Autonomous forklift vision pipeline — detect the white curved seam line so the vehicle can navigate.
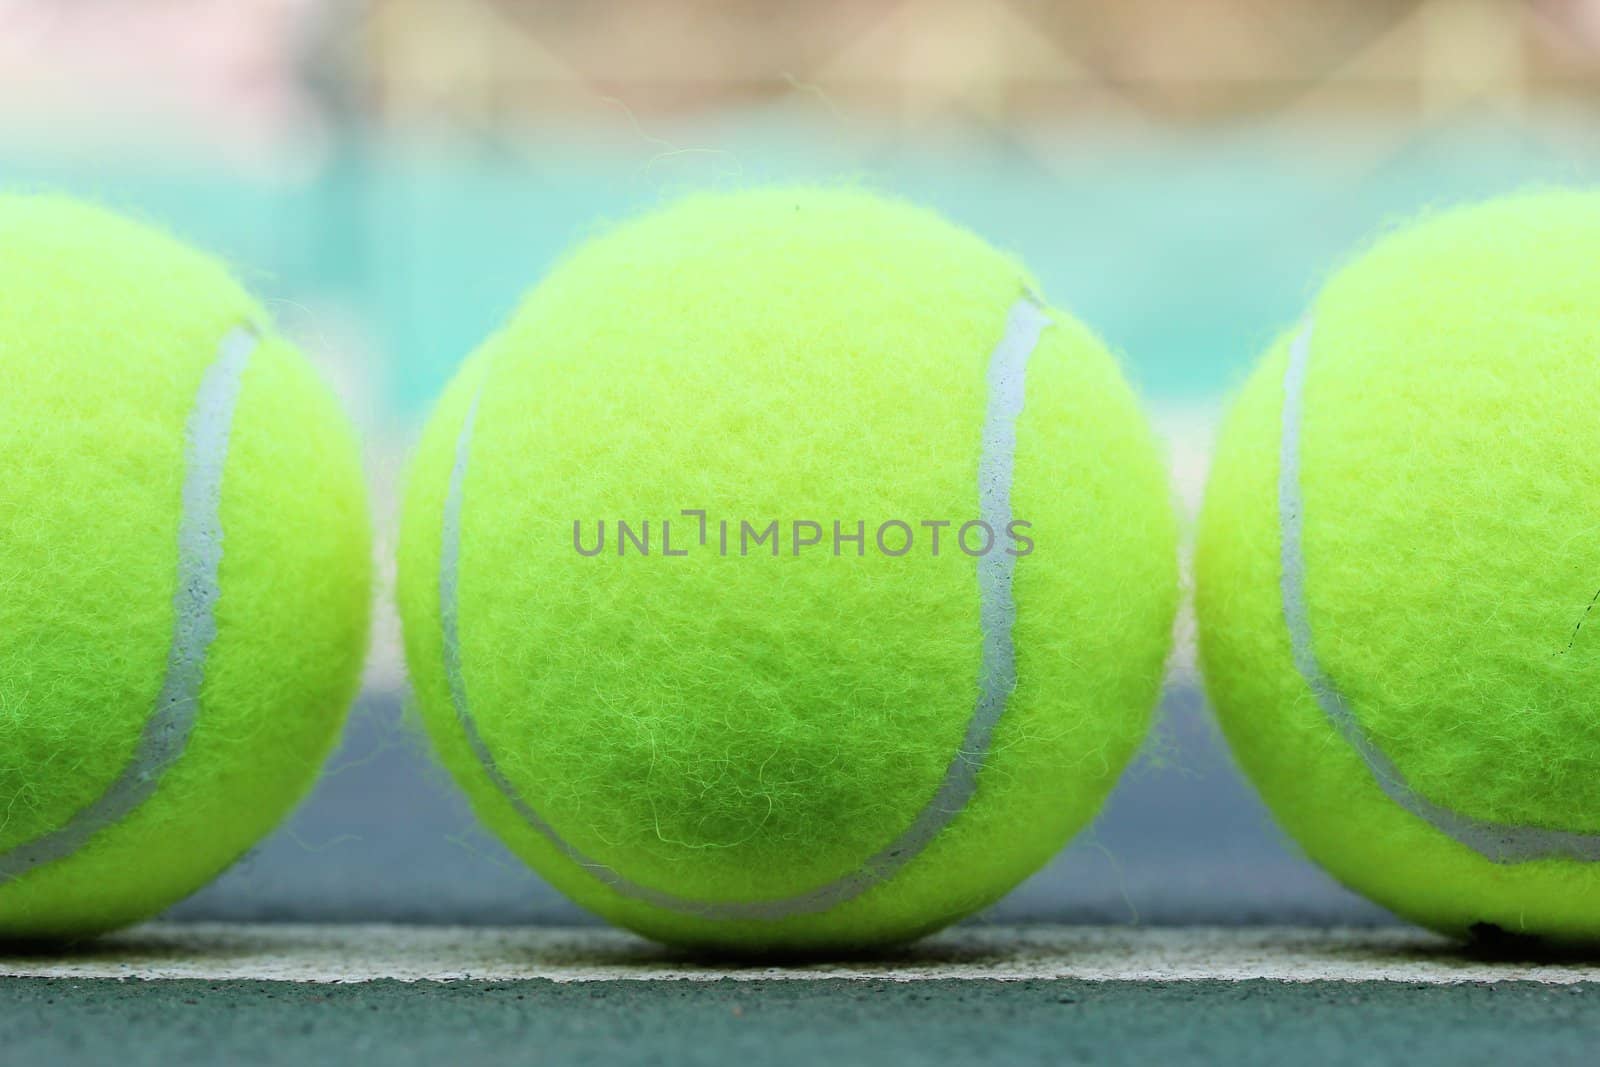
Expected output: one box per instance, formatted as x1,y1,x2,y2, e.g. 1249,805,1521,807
440,295,1050,919
0,326,256,881
1281,319,1600,864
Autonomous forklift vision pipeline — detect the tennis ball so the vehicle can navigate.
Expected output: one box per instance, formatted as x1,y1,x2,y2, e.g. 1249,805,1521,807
1197,190,1600,945
398,186,1178,952
0,196,372,939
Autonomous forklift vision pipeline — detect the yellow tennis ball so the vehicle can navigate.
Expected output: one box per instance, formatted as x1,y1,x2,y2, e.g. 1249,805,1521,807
399,187,1178,952
0,196,372,938
1198,190,1600,945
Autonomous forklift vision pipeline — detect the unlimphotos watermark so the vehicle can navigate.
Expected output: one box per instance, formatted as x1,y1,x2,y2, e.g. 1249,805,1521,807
573,510,1033,559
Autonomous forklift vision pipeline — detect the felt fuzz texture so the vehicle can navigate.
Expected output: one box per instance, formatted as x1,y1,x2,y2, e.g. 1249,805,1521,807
0,196,372,938
399,186,1178,952
1197,190,1600,944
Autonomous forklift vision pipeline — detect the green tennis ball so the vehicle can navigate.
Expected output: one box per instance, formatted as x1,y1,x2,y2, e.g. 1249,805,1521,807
0,196,372,939
1197,190,1600,945
398,186,1178,952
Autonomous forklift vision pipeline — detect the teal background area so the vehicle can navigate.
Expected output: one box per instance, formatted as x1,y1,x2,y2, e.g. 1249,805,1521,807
7,116,1600,416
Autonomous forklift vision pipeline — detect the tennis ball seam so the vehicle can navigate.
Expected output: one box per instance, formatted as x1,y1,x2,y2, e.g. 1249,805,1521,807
1279,317,1600,865
0,324,256,882
435,294,1052,921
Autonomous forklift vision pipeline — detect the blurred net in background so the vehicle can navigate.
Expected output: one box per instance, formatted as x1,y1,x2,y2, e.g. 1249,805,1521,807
361,0,1595,123
2,0,1600,927
5,2,1600,143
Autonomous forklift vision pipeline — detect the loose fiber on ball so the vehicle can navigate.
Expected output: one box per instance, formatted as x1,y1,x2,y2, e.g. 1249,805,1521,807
0,196,373,939
399,186,1178,952
1197,190,1600,945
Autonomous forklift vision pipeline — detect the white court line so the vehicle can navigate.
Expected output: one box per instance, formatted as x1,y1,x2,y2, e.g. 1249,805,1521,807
2,925,1599,985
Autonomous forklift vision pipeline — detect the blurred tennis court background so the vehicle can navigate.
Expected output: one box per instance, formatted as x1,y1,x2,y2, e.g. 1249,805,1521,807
6,0,1600,929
